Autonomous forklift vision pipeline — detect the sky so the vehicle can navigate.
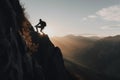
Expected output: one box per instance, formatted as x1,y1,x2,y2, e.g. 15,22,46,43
20,0,120,37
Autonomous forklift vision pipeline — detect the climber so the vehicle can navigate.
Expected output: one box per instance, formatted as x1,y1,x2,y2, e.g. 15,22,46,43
35,19,46,33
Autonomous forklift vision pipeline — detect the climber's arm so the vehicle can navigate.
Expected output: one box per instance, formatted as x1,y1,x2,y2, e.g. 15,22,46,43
36,22,40,26
35,22,40,28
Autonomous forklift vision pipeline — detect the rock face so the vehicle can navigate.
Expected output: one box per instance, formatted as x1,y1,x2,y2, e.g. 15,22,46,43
0,0,75,80
0,0,43,80
31,33,69,80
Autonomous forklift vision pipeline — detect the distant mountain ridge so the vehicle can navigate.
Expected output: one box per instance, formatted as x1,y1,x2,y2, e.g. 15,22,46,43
51,35,100,60
52,34,120,79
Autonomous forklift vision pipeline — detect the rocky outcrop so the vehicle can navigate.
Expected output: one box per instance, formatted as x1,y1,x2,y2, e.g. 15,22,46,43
31,33,70,80
27,24,77,79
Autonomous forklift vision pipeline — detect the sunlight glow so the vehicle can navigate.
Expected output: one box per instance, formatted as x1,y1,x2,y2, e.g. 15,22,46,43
43,27,54,37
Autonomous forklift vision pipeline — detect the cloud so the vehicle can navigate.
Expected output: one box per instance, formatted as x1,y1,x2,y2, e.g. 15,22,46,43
84,5,120,22
101,24,120,30
96,5,120,21
88,15,97,18
83,15,97,21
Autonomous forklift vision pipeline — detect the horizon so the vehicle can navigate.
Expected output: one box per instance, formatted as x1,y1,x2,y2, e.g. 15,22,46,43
20,0,120,37
51,34,120,38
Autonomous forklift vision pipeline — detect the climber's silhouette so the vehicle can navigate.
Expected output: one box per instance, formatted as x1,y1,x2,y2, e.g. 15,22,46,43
35,19,46,33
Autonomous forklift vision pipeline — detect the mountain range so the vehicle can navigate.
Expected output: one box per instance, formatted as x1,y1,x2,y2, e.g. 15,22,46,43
51,35,120,79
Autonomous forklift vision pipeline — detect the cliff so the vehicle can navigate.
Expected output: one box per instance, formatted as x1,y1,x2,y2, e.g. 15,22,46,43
31,32,73,80
0,0,77,80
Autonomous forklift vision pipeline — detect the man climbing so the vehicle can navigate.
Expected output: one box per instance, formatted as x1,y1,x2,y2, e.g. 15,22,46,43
35,19,47,33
